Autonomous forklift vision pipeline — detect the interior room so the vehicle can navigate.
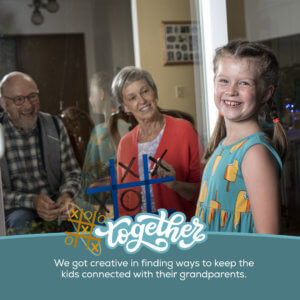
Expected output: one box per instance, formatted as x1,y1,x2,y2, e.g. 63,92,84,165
0,0,298,235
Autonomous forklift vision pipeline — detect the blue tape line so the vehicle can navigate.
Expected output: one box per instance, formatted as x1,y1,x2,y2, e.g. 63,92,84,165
87,177,175,194
143,154,152,213
149,177,174,184
118,180,147,189
86,185,112,194
109,159,119,219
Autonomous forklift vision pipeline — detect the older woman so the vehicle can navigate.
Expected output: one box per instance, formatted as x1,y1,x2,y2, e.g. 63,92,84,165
112,66,203,220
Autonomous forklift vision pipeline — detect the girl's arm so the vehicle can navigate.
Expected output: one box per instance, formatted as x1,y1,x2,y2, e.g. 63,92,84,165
242,144,280,234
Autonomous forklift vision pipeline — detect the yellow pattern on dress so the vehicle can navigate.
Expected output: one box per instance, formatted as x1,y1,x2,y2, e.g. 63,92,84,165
208,200,220,225
224,159,238,192
229,139,248,153
196,180,208,217
234,191,250,229
212,149,223,176
220,210,228,227
208,191,220,225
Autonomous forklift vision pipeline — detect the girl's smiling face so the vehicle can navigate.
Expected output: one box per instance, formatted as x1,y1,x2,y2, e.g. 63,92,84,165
214,56,273,123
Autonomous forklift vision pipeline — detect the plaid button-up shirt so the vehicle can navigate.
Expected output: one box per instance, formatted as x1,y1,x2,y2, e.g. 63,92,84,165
2,114,81,210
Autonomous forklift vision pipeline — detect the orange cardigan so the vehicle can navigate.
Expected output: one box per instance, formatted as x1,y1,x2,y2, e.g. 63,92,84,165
116,115,203,220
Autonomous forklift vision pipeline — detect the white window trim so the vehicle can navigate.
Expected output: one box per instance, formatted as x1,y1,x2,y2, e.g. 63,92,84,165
194,0,228,141
131,0,228,141
131,0,141,68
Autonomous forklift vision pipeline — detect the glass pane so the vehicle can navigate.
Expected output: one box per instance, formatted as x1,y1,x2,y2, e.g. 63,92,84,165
0,0,135,233
190,0,209,144
227,0,300,235
0,0,209,234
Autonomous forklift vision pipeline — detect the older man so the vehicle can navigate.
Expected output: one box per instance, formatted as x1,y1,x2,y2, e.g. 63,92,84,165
0,71,81,234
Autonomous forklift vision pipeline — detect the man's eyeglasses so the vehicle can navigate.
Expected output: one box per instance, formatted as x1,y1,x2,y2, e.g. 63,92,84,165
3,92,39,106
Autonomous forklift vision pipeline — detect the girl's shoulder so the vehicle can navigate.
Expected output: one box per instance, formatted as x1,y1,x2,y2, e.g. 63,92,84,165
214,132,282,170
237,133,282,170
219,132,272,151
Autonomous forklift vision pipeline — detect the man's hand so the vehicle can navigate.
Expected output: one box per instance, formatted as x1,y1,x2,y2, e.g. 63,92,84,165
33,194,60,221
56,193,75,221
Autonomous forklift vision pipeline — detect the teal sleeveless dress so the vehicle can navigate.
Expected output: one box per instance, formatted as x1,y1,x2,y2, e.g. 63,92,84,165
195,132,282,233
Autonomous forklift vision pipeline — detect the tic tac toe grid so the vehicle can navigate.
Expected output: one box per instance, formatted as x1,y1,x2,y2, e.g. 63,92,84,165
86,154,174,218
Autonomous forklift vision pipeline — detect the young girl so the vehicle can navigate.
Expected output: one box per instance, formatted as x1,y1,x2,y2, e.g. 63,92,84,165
195,40,288,234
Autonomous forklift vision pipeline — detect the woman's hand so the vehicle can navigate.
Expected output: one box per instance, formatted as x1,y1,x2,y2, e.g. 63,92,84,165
155,159,176,189
155,159,197,201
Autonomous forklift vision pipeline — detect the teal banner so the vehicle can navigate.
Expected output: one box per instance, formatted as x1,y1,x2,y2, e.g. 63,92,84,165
0,232,299,299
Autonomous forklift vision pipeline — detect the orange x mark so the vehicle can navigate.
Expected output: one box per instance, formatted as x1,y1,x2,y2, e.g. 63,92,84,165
71,209,79,219
91,242,100,253
81,225,89,234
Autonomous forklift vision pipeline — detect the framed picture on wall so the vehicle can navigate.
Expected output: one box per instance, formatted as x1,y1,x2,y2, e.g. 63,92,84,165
161,21,199,65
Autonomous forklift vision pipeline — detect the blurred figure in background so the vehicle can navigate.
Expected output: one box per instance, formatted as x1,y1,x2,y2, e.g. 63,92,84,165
77,72,129,217
89,72,116,125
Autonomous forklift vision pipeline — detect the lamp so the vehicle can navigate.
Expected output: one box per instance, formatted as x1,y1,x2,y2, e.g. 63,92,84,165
46,0,59,13
30,0,60,25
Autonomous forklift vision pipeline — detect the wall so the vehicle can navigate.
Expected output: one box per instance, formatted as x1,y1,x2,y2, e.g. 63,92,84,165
135,0,197,122
92,0,134,78
244,0,300,41
0,0,135,115
0,0,96,80
226,0,246,40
